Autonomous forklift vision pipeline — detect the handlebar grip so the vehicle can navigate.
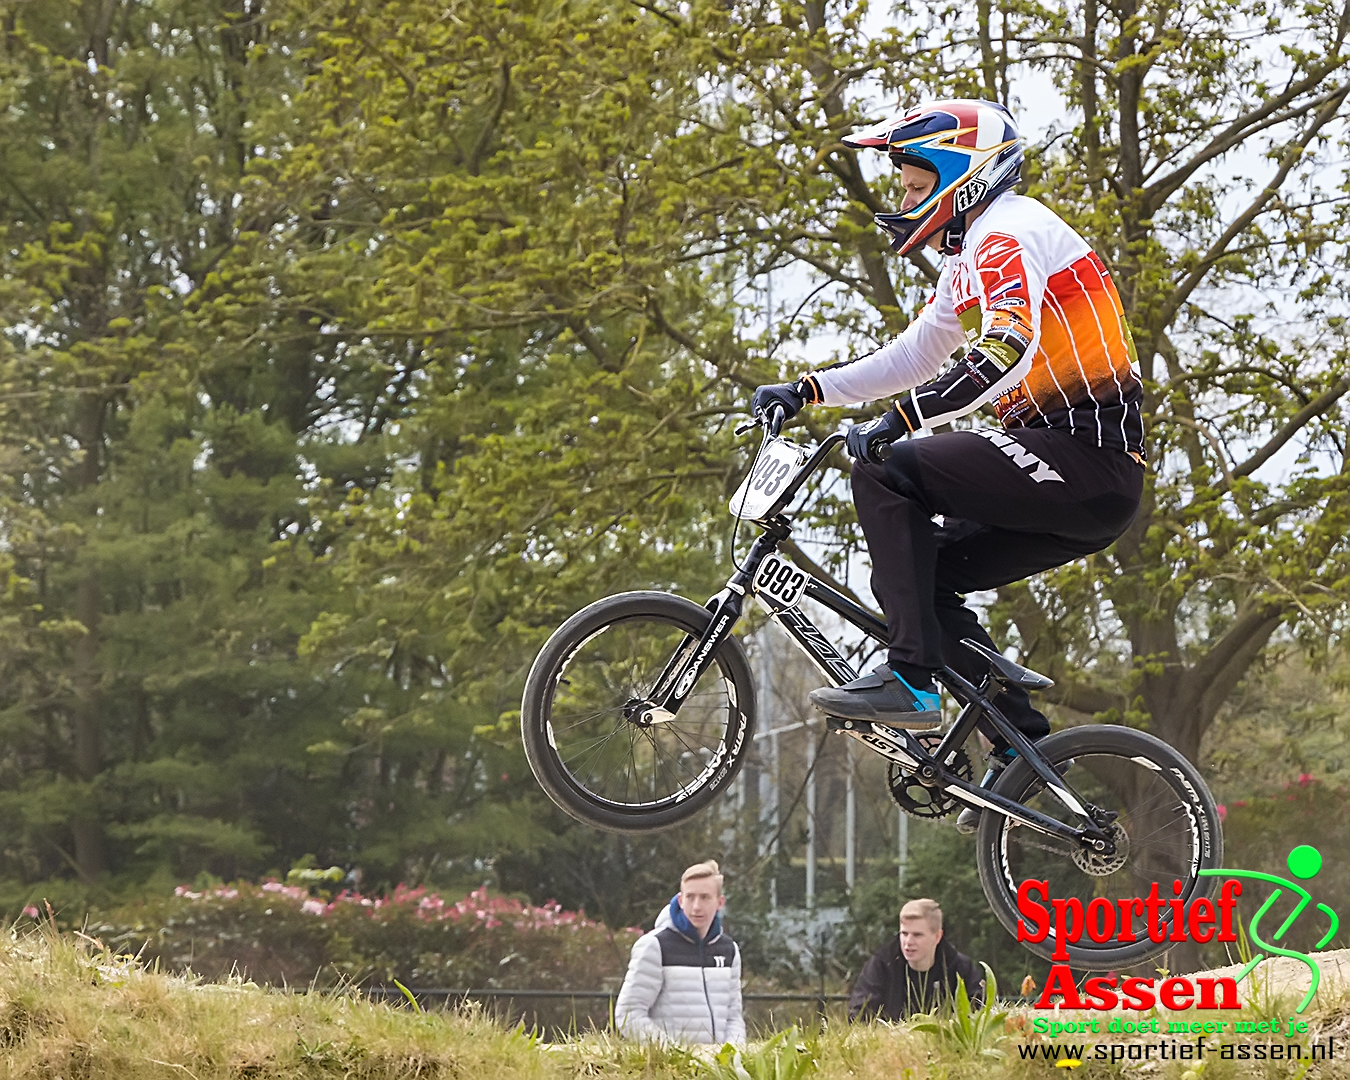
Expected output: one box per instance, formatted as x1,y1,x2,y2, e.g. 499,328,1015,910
874,438,897,462
768,404,786,437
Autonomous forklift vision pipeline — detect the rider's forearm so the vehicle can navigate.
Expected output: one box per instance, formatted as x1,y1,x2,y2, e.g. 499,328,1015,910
895,314,1036,431
807,318,956,407
894,349,1032,431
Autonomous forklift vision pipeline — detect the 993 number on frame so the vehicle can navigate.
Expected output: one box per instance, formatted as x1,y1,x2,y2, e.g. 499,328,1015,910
752,553,808,610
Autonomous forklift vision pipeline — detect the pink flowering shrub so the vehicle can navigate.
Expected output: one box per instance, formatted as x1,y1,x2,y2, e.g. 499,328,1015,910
90,883,640,990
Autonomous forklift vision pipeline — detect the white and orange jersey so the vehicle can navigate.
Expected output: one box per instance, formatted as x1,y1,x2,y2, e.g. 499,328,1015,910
808,194,1144,455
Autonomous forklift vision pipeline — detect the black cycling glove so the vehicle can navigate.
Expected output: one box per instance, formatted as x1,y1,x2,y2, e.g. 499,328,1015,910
751,377,819,421
845,406,909,463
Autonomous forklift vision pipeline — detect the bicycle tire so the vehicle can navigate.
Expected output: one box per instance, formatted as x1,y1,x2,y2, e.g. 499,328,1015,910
975,725,1223,969
521,591,756,832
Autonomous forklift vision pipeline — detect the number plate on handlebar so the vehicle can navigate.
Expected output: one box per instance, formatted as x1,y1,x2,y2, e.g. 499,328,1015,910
752,552,808,610
729,436,809,521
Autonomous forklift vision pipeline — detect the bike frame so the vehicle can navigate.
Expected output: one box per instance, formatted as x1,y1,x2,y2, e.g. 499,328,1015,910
640,429,1117,852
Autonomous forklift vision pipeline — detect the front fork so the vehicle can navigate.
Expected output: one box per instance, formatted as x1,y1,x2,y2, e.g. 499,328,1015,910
635,525,788,724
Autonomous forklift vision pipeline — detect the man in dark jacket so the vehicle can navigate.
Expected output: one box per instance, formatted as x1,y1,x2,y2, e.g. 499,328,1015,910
849,898,985,1021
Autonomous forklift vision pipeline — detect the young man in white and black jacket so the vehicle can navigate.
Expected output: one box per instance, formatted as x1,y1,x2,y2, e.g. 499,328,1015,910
615,860,746,1046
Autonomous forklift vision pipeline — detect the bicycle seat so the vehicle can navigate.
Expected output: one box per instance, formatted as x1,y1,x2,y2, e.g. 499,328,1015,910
959,639,1055,690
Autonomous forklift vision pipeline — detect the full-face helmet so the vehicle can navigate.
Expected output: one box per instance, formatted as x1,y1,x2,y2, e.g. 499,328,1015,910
843,99,1024,256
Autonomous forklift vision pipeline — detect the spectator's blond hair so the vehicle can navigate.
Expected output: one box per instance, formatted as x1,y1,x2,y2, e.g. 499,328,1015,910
681,860,724,895
900,898,943,932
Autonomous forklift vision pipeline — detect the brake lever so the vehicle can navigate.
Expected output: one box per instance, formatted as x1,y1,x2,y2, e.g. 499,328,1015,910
736,404,787,438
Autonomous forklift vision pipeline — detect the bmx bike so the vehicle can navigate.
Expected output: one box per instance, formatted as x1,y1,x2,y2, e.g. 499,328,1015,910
520,409,1222,968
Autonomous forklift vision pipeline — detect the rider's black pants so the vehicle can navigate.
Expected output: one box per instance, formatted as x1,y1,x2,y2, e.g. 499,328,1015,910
851,427,1143,736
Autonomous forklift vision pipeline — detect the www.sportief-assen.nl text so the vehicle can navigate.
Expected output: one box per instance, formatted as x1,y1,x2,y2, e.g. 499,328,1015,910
1018,1037,1339,1063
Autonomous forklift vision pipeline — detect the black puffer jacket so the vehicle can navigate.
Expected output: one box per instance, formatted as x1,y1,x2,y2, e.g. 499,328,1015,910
847,935,985,1021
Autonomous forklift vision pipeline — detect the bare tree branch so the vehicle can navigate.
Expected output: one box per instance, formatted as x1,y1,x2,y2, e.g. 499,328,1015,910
1232,376,1350,478
1143,80,1350,213
467,60,511,177
783,538,870,609
1039,679,1125,717
1156,86,1350,331
1182,600,1288,717
566,317,620,373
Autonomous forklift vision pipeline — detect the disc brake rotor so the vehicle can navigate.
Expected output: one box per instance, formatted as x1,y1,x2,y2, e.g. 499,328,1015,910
887,733,973,819
1073,821,1130,876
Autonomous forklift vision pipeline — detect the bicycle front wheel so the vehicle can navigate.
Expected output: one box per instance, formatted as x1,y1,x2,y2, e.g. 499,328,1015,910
521,592,756,832
976,725,1223,969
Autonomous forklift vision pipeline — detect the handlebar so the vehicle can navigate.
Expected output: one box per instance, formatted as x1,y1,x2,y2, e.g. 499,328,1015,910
736,404,788,438
767,404,786,436
737,407,900,464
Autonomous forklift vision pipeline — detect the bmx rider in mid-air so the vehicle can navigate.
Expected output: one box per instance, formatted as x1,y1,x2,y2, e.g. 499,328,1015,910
752,100,1145,831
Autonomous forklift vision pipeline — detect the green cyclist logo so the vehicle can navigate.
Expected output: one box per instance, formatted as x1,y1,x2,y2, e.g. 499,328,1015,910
1199,845,1340,1014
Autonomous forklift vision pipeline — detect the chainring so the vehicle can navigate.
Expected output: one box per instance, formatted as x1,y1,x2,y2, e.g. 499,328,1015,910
886,732,973,819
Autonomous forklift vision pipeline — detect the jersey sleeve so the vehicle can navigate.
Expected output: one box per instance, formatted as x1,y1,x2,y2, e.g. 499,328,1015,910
806,268,965,407
895,232,1045,431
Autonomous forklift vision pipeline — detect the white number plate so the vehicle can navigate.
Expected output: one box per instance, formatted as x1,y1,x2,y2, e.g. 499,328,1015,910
752,552,809,610
729,436,809,521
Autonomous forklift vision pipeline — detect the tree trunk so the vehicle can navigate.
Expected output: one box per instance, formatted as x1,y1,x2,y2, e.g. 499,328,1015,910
70,392,106,882
71,567,105,881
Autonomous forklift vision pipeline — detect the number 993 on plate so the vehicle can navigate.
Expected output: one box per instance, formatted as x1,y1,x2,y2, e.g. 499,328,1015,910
728,437,809,521
752,552,808,610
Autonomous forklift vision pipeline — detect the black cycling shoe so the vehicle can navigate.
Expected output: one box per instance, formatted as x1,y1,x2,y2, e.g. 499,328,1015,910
954,806,982,835
808,665,942,728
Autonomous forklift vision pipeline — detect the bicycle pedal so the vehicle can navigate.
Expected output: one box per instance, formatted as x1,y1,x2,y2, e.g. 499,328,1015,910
827,715,884,733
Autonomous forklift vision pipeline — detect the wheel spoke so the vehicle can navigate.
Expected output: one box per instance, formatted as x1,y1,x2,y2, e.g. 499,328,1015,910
532,608,746,812
985,739,1217,965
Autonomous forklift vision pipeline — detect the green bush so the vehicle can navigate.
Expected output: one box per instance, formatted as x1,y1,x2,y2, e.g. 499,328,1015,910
80,881,640,990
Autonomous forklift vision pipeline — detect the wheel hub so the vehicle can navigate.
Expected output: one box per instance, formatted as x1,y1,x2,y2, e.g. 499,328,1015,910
1073,821,1129,876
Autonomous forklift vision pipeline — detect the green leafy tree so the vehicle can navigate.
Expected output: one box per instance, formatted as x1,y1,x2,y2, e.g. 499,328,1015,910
610,0,1350,764
0,0,393,896
960,0,1350,760
5,0,1347,912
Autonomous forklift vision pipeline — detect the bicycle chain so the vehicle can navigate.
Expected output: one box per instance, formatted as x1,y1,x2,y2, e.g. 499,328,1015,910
1003,821,1129,877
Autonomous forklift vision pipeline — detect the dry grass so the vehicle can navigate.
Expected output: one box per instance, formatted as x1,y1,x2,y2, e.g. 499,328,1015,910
2,926,1349,1078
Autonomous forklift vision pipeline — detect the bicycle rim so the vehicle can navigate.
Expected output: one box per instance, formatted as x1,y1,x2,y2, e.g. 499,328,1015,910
981,727,1219,965
544,614,743,812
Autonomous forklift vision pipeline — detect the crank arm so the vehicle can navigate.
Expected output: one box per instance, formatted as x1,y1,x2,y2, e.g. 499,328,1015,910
828,718,928,771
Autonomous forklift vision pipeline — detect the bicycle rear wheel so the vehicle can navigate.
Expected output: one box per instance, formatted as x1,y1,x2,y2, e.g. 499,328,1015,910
975,725,1223,969
521,592,755,832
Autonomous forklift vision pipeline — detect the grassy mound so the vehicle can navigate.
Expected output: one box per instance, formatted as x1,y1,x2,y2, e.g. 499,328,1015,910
0,926,937,1079
2,927,1349,1078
